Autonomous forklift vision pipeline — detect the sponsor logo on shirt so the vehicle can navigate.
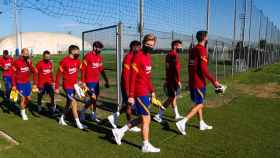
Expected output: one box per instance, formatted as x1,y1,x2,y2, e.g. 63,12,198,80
42,69,51,75
4,63,11,69
91,62,102,69
20,66,29,72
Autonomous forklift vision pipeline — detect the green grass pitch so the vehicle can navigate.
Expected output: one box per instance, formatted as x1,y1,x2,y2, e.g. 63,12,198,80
0,52,279,158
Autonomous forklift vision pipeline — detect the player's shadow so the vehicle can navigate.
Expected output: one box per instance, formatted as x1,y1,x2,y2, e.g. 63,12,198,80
156,120,182,135
26,101,41,118
83,121,111,134
99,130,141,149
0,100,20,116
97,99,117,112
35,103,63,120
150,111,176,122
61,93,118,112
187,123,200,129
0,89,5,99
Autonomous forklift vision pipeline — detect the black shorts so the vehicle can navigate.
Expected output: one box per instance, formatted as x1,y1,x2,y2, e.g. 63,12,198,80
164,84,181,97
121,86,128,105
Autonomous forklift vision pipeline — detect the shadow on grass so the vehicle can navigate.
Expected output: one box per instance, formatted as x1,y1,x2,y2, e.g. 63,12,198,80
99,133,142,149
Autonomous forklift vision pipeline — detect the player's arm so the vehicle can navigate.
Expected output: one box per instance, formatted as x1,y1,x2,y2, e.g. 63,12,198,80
35,62,41,87
11,62,17,90
200,49,219,87
128,57,140,100
50,62,55,85
164,55,169,85
31,62,38,87
101,70,109,88
55,62,63,93
0,58,3,70
147,73,156,98
99,60,109,88
175,54,181,87
80,59,87,86
123,56,131,94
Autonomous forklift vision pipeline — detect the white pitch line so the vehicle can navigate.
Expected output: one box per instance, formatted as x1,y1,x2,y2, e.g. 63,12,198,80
0,131,19,146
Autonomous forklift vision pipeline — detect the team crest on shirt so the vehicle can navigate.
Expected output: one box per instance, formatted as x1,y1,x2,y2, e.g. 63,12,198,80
20,66,29,72
68,67,77,74
145,66,152,74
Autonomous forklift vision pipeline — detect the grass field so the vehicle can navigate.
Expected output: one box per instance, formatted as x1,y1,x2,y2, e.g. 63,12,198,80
0,53,279,158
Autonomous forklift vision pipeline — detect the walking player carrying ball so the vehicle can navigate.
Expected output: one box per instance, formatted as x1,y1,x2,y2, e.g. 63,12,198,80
55,45,87,130
176,31,225,135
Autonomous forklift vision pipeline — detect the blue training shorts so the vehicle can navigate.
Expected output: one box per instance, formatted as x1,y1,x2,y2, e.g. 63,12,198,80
17,82,31,97
134,96,151,116
64,89,75,101
86,82,100,96
190,87,206,105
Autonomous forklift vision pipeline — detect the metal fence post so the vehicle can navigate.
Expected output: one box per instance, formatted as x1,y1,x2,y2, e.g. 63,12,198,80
222,42,226,78
139,0,144,41
82,32,85,57
232,0,237,77
215,40,218,80
116,22,123,110
247,0,253,69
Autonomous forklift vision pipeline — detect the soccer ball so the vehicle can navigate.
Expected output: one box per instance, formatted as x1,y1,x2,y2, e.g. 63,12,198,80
215,84,227,94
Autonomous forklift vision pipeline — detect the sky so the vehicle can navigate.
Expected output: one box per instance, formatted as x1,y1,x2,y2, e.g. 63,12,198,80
0,0,279,41
254,0,280,29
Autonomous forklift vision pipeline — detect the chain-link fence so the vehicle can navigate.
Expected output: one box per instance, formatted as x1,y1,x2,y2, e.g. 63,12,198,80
2,0,280,79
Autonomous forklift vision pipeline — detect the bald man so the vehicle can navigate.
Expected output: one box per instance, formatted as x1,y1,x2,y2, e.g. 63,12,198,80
12,48,37,120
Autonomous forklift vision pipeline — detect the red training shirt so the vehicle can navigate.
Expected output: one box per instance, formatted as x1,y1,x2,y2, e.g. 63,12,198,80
81,51,104,83
36,59,54,88
0,56,14,77
165,50,181,87
129,50,154,98
56,56,81,90
121,51,134,94
188,44,217,89
12,57,36,86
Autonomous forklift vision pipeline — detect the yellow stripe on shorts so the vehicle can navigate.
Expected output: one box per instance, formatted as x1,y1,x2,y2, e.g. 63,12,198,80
137,97,150,115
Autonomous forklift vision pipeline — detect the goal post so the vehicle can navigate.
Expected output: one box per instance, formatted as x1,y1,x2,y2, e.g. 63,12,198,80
82,22,123,112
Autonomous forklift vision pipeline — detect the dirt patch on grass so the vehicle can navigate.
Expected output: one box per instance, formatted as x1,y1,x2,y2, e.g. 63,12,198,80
205,94,237,108
235,82,280,99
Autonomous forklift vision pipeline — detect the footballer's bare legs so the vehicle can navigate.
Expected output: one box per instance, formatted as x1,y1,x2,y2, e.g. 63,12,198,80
20,96,30,120
72,99,87,129
71,99,79,119
141,115,151,142
171,97,183,119
176,104,203,135
197,107,204,121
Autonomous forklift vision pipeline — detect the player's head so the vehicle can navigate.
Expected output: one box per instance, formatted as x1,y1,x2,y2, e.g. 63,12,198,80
43,50,51,62
171,40,183,53
129,40,141,52
92,41,104,54
142,33,157,54
68,45,80,59
196,30,208,43
3,50,9,58
21,48,30,61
